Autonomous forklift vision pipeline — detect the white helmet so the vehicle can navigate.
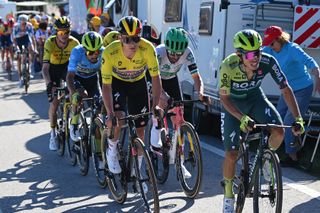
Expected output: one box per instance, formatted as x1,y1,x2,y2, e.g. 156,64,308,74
18,14,29,23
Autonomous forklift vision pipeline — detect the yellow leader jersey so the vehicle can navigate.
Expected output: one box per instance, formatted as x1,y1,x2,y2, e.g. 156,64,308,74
101,38,160,84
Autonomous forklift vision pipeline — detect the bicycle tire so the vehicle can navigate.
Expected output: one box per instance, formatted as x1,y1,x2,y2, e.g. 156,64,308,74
235,142,249,213
91,117,107,188
253,149,283,213
145,118,170,184
176,122,203,198
66,107,77,166
77,112,90,176
106,136,128,204
132,138,159,213
56,101,66,156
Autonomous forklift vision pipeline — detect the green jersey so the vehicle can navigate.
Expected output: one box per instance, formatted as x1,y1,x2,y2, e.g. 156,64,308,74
219,53,288,99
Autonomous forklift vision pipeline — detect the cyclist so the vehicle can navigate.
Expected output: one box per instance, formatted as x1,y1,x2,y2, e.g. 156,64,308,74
101,16,162,174
90,16,102,34
149,27,206,177
0,21,14,71
42,16,80,151
219,29,304,213
13,14,36,87
66,31,104,143
103,30,120,47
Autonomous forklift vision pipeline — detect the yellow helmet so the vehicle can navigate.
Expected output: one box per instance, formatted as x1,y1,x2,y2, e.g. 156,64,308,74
103,31,120,46
90,16,101,27
30,18,38,27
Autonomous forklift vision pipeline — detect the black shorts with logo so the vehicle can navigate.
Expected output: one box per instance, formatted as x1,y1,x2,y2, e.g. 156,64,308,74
112,77,149,128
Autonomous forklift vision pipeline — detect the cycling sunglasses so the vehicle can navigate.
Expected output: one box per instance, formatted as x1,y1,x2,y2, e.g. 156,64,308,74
167,50,184,57
122,36,141,44
57,30,70,36
241,49,261,60
86,50,100,56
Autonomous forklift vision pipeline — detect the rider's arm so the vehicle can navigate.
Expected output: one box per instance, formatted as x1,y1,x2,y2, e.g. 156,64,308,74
268,55,302,118
67,47,80,94
147,44,162,108
220,94,243,121
101,48,114,116
102,83,114,116
42,62,51,85
281,86,301,118
219,61,243,121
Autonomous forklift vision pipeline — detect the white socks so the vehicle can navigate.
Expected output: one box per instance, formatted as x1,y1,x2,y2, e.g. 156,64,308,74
108,139,119,155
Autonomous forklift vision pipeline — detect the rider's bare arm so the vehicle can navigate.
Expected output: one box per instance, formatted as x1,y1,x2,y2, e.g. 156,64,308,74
42,62,50,85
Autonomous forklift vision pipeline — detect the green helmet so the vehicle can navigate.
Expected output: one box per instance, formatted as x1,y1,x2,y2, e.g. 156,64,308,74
233,29,262,51
82,31,103,51
165,28,188,53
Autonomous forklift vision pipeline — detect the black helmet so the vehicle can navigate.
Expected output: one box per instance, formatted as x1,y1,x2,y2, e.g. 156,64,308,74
118,16,142,36
54,16,71,30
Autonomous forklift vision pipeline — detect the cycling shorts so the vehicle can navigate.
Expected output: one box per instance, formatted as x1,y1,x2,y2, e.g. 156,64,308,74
112,77,149,128
162,76,182,101
0,35,12,48
49,63,68,87
16,35,31,51
221,95,283,151
74,75,101,98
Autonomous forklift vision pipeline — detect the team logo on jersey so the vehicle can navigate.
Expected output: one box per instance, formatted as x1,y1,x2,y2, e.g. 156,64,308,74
118,61,122,66
220,73,230,88
272,64,284,82
232,79,262,90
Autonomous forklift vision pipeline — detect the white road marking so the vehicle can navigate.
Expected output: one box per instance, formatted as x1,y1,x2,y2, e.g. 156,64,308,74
200,142,320,201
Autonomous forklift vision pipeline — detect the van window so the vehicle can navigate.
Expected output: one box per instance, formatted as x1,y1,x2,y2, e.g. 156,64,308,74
199,2,214,35
165,0,183,22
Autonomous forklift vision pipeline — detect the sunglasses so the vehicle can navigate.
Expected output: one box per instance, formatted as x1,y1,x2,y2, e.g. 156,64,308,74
122,36,141,44
57,30,70,36
86,50,100,56
242,50,261,60
167,50,184,57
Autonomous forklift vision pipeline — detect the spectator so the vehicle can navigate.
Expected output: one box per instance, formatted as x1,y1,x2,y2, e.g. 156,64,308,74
262,26,320,166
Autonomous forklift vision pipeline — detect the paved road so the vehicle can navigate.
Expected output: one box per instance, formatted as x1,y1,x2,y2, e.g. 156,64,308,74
0,69,320,212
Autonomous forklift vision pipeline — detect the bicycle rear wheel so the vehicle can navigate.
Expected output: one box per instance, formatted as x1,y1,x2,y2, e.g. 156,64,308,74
253,149,282,213
132,138,159,213
145,118,170,184
235,142,249,213
56,101,65,156
91,117,107,188
77,112,90,176
65,106,77,166
176,122,203,198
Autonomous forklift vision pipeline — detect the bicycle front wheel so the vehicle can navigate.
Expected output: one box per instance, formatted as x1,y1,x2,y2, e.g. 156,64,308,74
77,112,90,176
66,106,77,166
253,149,283,213
91,117,107,188
56,101,65,156
132,138,159,213
235,142,249,213
176,122,203,198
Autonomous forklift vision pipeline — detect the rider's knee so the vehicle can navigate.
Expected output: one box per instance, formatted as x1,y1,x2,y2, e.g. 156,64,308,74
225,151,238,162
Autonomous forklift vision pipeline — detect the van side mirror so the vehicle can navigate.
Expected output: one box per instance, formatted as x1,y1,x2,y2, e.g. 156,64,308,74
221,0,230,10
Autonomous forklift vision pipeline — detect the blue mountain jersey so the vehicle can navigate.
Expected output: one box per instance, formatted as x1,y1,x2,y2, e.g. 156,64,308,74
68,45,105,78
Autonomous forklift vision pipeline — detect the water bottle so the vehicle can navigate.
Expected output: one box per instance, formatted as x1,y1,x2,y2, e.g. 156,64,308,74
169,129,179,164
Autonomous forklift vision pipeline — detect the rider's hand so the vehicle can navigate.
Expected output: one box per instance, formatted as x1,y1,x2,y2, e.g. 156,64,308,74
240,115,255,132
71,92,80,105
292,116,305,136
152,105,163,119
105,114,117,139
46,82,53,102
